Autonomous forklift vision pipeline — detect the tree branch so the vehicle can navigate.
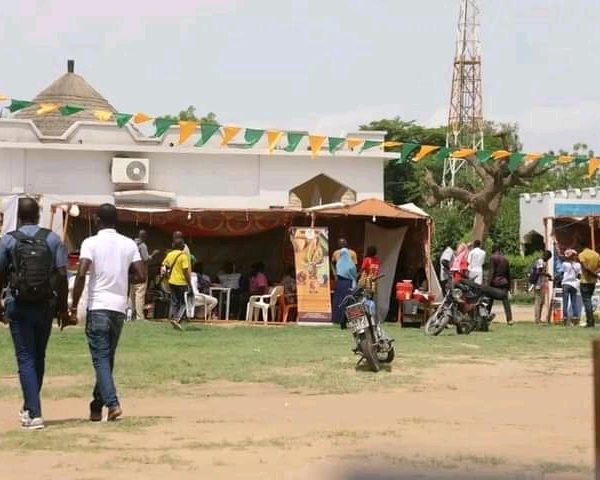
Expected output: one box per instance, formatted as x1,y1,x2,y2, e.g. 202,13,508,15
424,169,476,205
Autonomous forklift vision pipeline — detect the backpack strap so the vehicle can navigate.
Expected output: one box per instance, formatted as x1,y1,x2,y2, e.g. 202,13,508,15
7,230,29,241
33,228,51,241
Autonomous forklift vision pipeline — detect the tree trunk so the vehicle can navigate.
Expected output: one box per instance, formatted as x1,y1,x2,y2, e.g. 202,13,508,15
472,211,493,242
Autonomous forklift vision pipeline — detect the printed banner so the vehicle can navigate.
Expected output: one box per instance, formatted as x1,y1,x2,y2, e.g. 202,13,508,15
290,227,332,323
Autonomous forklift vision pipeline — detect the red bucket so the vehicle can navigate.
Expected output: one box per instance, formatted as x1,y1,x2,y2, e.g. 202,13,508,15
396,281,413,301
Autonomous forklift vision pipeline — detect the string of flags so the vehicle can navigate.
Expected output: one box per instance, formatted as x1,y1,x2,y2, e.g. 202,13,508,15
1,95,598,176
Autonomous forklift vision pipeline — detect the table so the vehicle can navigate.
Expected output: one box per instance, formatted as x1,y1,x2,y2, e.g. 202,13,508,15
209,287,232,321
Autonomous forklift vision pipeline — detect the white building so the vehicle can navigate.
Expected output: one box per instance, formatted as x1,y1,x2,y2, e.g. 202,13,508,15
0,61,393,222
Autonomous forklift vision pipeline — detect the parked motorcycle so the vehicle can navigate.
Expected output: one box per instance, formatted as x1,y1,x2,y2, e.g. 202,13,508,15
425,270,505,336
342,279,395,372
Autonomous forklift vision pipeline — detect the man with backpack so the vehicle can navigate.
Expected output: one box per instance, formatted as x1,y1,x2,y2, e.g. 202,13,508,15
578,245,600,328
0,198,69,430
70,204,145,422
162,238,193,331
531,250,553,324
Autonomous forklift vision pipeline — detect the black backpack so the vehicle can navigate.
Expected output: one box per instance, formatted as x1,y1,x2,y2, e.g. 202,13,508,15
527,260,541,286
8,228,55,302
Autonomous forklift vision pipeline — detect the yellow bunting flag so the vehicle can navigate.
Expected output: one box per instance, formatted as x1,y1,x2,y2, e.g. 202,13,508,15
267,130,283,153
452,148,475,159
36,103,60,115
588,158,600,177
309,135,327,159
382,141,402,148
414,145,440,162
221,126,241,146
94,110,113,122
525,153,543,163
178,121,197,145
558,155,573,164
0,94,9,101
491,150,511,161
133,112,152,124
346,138,364,151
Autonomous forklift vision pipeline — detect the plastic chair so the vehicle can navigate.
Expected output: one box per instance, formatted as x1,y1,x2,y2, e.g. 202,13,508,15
246,286,283,323
277,293,297,323
191,273,217,321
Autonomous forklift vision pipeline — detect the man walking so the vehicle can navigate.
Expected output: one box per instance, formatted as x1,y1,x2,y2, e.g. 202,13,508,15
0,198,69,430
467,240,486,285
71,204,145,422
532,250,553,324
162,238,193,331
578,245,600,328
129,229,158,321
489,245,513,325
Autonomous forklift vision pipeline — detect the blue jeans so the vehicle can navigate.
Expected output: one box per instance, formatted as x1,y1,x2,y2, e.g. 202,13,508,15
580,283,595,327
562,285,580,321
169,284,187,321
86,310,124,409
6,300,53,418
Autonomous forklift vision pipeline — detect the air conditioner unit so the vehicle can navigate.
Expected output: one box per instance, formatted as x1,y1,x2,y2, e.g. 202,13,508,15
111,158,150,185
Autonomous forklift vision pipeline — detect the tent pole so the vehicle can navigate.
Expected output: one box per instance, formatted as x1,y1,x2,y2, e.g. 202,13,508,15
590,217,596,250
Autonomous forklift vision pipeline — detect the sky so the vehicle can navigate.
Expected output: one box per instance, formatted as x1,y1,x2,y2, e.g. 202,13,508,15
1,0,599,152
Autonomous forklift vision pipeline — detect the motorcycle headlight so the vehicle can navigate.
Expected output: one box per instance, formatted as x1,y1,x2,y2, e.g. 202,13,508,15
452,288,463,301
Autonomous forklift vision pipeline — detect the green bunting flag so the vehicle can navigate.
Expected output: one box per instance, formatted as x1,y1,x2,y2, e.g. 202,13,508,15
195,123,221,147
575,155,589,165
434,147,451,162
476,150,492,163
7,99,34,113
400,143,420,162
241,128,264,148
115,113,133,128
508,153,525,173
153,117,176,137
538,154,556,168
59,104,85,116
328,137,345,154
360,140,382,153
284,132,304,152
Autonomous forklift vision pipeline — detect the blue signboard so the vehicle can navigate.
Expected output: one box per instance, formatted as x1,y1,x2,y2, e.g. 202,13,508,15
555,203,600,217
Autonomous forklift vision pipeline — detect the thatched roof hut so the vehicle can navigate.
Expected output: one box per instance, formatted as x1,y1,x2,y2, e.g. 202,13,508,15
15,60,116,137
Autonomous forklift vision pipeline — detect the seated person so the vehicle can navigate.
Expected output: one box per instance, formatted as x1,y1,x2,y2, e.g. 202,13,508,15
282,266,297,301
192,262,218,318
218,261,242,289
249,262,269,296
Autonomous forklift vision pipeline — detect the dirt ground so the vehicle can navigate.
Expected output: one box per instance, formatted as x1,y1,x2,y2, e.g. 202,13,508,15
0,358,593,480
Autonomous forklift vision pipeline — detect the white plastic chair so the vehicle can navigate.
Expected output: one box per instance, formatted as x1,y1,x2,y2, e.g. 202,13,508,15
191,273,217,321
246,286,283,323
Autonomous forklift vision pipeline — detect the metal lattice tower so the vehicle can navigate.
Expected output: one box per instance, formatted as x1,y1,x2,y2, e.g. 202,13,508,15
443,0,484,187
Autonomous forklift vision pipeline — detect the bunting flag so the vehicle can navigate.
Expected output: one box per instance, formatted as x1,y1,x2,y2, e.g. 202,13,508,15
36,103,60,115
242,128,264,148
508,153,525,173
383,141,402,148
360,140,383,153
414,145,440,162
491,150,511,161
476,150,492,163
195,123,220,147
94,110,113,122
153,117,176,137
526,153,543,163
539,154,556,168
221,126,241,146
267,130,283,153
115,112,133,128
346,138,364,151
178,121,198,145
59,104,85,116
434,147,452,162
0,95,8,101
309,135,326,159
284,132,304,152
453,148,476,159
575,155,589,165
8,99,34,113
397,143,420,164
133,112,152,124
588,158,600,177
328,137,345,154
558,155,574,164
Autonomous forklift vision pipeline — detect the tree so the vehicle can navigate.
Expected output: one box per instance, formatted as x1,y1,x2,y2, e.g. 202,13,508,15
164,105,218,124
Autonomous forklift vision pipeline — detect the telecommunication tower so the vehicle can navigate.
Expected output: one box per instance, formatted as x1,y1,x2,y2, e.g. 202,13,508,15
443,0,484,187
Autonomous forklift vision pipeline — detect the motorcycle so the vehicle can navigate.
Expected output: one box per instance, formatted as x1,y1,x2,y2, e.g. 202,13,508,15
425,267,505,336
342,278,395,372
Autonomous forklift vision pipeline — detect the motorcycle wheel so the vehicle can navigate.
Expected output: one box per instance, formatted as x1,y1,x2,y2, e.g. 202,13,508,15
425,305,450,336
358,330,380,372
378,346,395,364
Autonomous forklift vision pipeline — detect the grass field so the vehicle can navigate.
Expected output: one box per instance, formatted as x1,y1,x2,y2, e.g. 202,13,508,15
0,321,597,398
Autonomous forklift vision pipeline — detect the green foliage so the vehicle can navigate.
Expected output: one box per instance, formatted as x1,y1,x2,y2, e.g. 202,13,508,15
430,205,473,259
163,105,217,124
506,252,541,280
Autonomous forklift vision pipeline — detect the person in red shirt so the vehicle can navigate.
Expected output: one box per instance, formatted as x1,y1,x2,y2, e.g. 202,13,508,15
359,246,381,292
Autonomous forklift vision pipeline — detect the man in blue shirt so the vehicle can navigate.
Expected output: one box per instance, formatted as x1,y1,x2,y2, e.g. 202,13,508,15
0,198,69,430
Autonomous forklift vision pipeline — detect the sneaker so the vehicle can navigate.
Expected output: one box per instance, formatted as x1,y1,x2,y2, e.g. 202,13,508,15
21,413,44,430
107,405,122,422
170,319,183,331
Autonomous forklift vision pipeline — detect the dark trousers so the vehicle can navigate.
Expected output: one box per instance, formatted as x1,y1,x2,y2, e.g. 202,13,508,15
86,310,124,410
489,286,513,323
562,284,580,323
7,300,53,418
580,283,595,327
332,277,354,325
169,284,187,321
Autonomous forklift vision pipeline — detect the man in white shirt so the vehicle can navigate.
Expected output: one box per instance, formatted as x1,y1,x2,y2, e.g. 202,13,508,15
439,245,454,293
71,204,145,422
467,240,486,285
